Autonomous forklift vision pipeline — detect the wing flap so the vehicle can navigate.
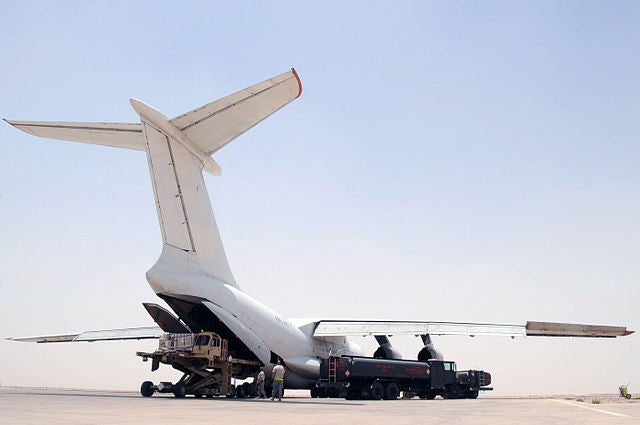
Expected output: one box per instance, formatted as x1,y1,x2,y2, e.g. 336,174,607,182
7,326,163,343
4,120,145,151
314,320,633,338
170,68,302,155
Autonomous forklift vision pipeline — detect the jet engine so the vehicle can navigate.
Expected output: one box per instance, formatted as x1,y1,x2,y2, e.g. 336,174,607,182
417,334,444,361
373,335,403,359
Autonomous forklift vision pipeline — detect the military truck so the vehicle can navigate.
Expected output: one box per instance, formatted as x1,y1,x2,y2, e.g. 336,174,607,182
136,331,260,398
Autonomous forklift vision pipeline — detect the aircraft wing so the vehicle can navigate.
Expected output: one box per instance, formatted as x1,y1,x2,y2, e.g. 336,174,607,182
169,68,303,155
7,326,163,343
313,320,633,338
3,120,145,150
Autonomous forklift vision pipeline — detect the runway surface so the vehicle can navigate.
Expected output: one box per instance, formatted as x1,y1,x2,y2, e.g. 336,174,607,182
1,387,639,425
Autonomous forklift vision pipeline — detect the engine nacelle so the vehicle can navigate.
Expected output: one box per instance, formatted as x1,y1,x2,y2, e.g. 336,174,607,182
373,335,403,359
417,346,444,361
418,334,444,361
373,345,403,360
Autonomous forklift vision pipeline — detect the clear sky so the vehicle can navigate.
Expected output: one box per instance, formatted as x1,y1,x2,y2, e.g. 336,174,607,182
1,1,638,396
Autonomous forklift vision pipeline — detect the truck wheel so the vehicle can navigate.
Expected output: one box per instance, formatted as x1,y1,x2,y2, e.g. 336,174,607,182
345,386,361,400
384,382,399,400
173,383,187,398
369,382,384,400
140,381,154,397
467,390,479,399
443,384,461,399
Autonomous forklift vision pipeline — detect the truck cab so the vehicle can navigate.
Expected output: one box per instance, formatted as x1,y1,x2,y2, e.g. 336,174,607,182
191,332,229,365
428,360,457,390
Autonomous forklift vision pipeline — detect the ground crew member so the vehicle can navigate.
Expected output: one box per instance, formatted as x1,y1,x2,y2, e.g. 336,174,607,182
271,359,285,401
256,367,266,399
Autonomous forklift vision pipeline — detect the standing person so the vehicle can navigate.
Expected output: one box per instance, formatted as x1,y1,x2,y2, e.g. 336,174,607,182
271,359,285,401
256,367,266,399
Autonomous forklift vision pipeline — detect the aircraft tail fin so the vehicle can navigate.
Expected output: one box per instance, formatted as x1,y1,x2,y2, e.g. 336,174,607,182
134,69,301,287
5,69,302,290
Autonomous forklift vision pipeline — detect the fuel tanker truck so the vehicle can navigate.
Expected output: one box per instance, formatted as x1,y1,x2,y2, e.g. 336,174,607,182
314,355,492,400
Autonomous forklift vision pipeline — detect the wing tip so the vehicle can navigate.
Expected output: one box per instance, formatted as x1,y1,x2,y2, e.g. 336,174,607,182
291,68,303,98
3,118,21,130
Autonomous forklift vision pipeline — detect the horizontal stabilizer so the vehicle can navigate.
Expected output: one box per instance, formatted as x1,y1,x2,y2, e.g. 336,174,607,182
7,326,163,343
170,68,302,155
313,320,633,338
4,120,144,150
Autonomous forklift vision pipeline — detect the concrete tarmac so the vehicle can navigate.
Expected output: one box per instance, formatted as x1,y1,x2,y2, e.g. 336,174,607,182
1,387,640,425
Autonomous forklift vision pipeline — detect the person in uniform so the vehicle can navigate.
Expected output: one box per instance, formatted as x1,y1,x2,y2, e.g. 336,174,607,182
256,367,266,399
271,359,285,401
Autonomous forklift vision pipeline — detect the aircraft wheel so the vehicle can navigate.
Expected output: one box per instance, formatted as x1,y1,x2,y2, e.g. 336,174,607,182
241,382,251,397
236,384,245,398
225,385,236,398
140,381,154,397
173,383,187,398
369,382,384,400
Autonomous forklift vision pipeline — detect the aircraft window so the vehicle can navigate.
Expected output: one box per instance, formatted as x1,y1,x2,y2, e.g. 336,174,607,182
195,335,210,346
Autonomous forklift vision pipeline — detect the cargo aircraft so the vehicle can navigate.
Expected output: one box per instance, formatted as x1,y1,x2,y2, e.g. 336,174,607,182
5,69,633,392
